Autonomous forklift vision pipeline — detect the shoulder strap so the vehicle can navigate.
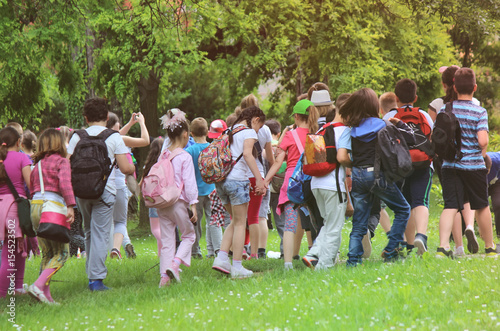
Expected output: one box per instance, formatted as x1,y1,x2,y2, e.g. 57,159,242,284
75,129,89,139
38,161,45,196
291,129,304,154
4,173,20,200
97,128,119,141
331,122,346,128
168,148,184,161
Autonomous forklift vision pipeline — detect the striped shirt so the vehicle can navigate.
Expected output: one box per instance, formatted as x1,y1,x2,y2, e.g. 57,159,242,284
441,100,488,170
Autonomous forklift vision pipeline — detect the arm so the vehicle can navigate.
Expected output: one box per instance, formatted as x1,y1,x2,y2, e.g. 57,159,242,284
389,118,416,146
119,113,139,135
115,154,135,175
22,165,31,190
478,130,489,157
243,138,265,194
58,159,76,207
264,149,286,184
180,155,199,224
427,107,437,122
337,148,352,168
122,113,149,147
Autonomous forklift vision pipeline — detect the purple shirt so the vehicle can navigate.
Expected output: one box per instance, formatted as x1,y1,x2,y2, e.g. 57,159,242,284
0,151,32,197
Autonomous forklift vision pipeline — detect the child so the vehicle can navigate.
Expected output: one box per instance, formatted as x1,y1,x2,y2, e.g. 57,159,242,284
486,153,500,238
212,106,266,278
302,98,350,270
28,129,76,304
383,79,434,255
436,68,499,257
21,130,37,158
338,88,414,264
264,99,319,269
67,97,135,291
157,111,198,287
185,118,218,258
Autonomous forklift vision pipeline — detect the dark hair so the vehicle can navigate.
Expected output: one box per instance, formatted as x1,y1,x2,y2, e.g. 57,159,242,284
307,82,330,100
143,137,164,177
454,68,476,95
106,112,120,129
229,106,266,144
325,109,335,123
191,117,208,137
166,119,190,141
226,113,238,127
32,128,67,163
335,93,352,114
394,79,417,104
297,93,308,101
265,119,281,135
442,66,460,103
21,130,37,152
84,97,109,123
339,88,380,127
0,127,21,182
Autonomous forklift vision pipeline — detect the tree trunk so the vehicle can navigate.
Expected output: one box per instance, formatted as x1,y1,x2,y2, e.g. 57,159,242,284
136,69,161,229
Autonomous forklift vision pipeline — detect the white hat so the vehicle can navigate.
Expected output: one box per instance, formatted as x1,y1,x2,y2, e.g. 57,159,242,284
311,90,333,106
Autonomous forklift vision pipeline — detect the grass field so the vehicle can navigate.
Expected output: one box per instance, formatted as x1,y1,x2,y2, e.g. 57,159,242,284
2,198,500,330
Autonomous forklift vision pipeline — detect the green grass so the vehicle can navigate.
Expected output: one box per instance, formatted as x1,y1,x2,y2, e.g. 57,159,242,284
2,198,500,330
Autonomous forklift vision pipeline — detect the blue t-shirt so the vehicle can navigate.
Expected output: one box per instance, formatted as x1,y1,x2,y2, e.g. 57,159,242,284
441,100,488,170
185,142,215,196
487,152,500,186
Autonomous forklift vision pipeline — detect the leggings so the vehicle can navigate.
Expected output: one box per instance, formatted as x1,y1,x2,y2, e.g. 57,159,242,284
284,202,299,233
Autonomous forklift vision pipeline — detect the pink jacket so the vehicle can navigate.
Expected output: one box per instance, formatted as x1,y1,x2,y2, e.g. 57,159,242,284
164,148,198,205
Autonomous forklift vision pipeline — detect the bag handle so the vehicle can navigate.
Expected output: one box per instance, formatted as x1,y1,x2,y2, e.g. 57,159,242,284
38,160,45,198
291,129,304,154
4,172,21,200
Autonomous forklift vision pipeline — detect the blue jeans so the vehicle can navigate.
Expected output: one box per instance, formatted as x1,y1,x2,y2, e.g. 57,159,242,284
347,167,410,266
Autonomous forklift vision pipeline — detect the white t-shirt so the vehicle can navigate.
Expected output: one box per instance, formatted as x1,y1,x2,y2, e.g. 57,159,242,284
248,125,272,178
383,107,434,129
67,125,129,195
226,124,258,181
429,97,480,113
310,125,348,192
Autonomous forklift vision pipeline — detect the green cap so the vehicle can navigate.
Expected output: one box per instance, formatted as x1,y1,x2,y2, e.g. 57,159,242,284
292,99,314,116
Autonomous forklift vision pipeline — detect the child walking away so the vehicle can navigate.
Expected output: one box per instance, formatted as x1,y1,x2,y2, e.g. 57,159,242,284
264,99,319,270
383,79,434,256
152,111,198,287
435,68,500,258
0,127,32,297
211,106,266,278
338,88,414,265
28,129,75,304
67,97,135,291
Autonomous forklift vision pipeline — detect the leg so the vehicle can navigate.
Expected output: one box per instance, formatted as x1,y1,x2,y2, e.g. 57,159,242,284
172,202,196,266
489,181,500,238
476,206,494,248
247,179,263,257
258,189,270,256
283,202,299,264
379,209,391,233
158,208,177,275
270,192,284,254
192,196,204,257
440,209,458,249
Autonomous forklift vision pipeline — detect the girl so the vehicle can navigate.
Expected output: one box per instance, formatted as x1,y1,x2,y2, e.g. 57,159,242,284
107,112,149,259
0,127,32,297
264,99,319,269
157,111,198,287
142,137,165,257
338,88,414,265
28,129,75,304
21,130,37,158
212,106,266,278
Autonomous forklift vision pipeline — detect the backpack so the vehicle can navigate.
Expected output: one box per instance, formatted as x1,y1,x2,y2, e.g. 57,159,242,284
198,126,249,184
141,148,183,209
270,143,286,193
394,106,434,169
286,130,312,204
431,102,463,162
70,129,118,199
374,120,413,184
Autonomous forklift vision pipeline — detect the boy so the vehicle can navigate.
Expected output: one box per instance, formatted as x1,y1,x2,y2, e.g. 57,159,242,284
437,68,499,257
185,118,218,258
383,79,434,255
67,97,134,291
379,92,398,117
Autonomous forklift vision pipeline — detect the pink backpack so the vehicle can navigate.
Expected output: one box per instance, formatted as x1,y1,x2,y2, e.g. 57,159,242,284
141,148,183,209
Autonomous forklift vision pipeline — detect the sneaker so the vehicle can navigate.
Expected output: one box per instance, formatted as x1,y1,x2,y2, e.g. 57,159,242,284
242,251,249,260
231,266,253,279
381,249,400,262
293,255,301,260
88,280,111,291
166,264,181,283
28,284,50,303
110,248,122,259
436,247,454,259
485,244,500,257
454,246,466,257
191,253,203,259
302,255,318,269
465,227,479,254
212,256,231,275
125,244,136,259
159,276,170,288
362,230,372,258
15,284,28,295
414,234,428,256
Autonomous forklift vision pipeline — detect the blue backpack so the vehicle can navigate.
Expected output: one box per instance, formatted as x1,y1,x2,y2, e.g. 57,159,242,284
287,153,311,204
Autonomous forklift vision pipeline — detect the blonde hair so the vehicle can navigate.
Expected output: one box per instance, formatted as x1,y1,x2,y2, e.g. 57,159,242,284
240,94,259,110
379,92,398,115
32,128,67,163
191,117,208,137
296,105,319,133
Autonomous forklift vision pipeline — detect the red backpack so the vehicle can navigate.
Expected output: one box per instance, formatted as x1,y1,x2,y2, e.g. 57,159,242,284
394,106,434,169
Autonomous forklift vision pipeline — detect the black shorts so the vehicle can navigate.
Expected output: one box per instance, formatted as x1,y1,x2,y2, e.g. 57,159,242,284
441,168,489,210
401,167,433,209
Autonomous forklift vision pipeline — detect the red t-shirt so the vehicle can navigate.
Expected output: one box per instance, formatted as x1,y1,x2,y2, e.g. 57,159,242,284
279,127,309,171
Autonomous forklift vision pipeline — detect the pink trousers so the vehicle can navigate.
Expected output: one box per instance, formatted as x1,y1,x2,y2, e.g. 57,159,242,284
157,200,195,275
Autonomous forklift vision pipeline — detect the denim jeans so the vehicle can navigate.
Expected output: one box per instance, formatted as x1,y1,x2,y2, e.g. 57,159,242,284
347,167,410,266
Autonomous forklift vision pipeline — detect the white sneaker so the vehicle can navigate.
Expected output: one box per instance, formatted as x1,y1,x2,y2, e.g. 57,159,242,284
212,256,231,274
454,246,466,258
231,266,253,279
362,230,372,259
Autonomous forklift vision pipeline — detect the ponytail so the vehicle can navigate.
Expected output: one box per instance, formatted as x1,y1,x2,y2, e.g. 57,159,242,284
228,105,266,145
296,105,319,134
442,65,460,103
0,127,21,182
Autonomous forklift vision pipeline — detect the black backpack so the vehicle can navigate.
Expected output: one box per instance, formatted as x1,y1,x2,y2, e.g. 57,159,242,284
431,102,463,162
374,120,413,184
70,129,118,199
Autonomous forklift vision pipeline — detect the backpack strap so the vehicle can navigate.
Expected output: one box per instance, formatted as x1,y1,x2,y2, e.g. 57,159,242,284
4,172,21,200
373,120,390,185
97,128,120,141
230,125,251,164
75,129,89,139
291,129,304,154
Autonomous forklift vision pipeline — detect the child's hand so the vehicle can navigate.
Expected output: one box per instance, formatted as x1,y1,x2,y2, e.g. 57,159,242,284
66,207,75,224
388,117,400,125
129,113,139,125
255,177,266,196
190,205,198,224
136,112,145,124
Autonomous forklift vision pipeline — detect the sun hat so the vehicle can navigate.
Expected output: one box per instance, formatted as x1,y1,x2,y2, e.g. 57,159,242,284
292,99,314,116
310,90,333,106
208,119,228,139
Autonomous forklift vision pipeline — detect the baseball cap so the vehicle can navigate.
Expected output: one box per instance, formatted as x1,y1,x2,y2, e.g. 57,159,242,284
292,99,314,116
208,119,228,139
311,90,333,106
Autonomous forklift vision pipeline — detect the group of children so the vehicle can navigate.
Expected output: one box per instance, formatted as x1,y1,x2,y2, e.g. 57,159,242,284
0,66,499,303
